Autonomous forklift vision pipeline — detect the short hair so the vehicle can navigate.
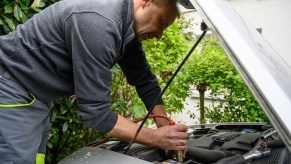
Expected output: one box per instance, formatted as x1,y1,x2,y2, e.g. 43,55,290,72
153,0,180,18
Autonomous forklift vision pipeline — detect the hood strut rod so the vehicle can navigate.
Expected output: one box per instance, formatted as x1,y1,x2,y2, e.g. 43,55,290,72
124,30,207,154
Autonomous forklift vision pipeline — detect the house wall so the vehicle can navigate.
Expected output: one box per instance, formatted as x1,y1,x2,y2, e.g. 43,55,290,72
170,92,222,125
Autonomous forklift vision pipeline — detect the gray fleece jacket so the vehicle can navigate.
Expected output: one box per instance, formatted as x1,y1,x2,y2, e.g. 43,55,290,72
0,0,163,133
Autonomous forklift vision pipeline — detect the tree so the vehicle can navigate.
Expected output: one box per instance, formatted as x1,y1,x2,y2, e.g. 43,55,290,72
180,35,268,123
143,20,191,114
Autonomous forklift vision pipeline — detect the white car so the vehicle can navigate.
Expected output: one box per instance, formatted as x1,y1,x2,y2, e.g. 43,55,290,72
60,0,291,163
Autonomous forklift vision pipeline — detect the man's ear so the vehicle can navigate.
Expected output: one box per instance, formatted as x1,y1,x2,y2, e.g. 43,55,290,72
141,0,153,8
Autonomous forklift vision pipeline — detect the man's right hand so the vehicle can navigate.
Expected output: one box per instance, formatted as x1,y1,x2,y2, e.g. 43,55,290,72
151,124,188,150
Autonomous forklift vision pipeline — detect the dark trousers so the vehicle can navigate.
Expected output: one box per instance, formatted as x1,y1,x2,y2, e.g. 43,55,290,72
0,68,50,164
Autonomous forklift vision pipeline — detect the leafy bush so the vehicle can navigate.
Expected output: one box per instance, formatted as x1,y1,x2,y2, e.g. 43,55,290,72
46,97,103,163
0,0,57,34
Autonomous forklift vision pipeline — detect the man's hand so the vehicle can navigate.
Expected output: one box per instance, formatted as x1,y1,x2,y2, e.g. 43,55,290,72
108,115,188,151
151,124,188,150
151,104,188,156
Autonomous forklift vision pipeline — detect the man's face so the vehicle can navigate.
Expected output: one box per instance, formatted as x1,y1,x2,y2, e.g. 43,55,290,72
134,0,177,41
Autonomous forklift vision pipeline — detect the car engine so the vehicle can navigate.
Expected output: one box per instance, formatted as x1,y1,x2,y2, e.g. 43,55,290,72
95,123,291,164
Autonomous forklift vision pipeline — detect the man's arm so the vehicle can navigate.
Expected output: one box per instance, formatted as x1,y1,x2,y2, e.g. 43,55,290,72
152,104,170,127
64,12,122,133
117,39,165,119
116,39,188,150
108,114,188,150
118,40,174,128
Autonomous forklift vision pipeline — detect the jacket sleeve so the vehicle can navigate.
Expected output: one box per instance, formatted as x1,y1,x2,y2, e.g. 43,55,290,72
63,13,121,134
117,39,164,110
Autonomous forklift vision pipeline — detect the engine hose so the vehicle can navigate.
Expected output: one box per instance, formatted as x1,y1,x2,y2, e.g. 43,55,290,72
216,154,246,164
265,140,285,148
186,146,235,163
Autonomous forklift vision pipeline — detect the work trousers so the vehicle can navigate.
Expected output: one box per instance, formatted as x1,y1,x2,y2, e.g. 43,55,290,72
0,70,51,164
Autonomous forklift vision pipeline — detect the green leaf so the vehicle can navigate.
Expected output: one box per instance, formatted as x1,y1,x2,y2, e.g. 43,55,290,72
3,25,11,33
60,106,68,114
62,122,68,133
57,116,66,120
4,5,13,13
39,1,46,8
4,17,15,31
51,110,58,121
47,142,53,149
26,0,31,7
21,11,28,23
34,8,42,12
71,118,80,124
133,104,145,118
0,18,4,25
14,6,20,21
19,1,26,8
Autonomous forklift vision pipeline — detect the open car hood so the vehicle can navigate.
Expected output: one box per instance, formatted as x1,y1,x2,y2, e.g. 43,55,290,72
183,0,291,152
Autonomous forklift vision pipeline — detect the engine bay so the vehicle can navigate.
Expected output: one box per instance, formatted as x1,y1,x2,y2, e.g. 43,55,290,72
96,123,291,164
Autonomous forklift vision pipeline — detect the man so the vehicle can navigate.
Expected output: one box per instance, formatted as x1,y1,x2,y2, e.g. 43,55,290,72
0,0,188,163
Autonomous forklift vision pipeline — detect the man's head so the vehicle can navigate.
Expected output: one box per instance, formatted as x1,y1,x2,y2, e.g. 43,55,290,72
133,0,179,41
